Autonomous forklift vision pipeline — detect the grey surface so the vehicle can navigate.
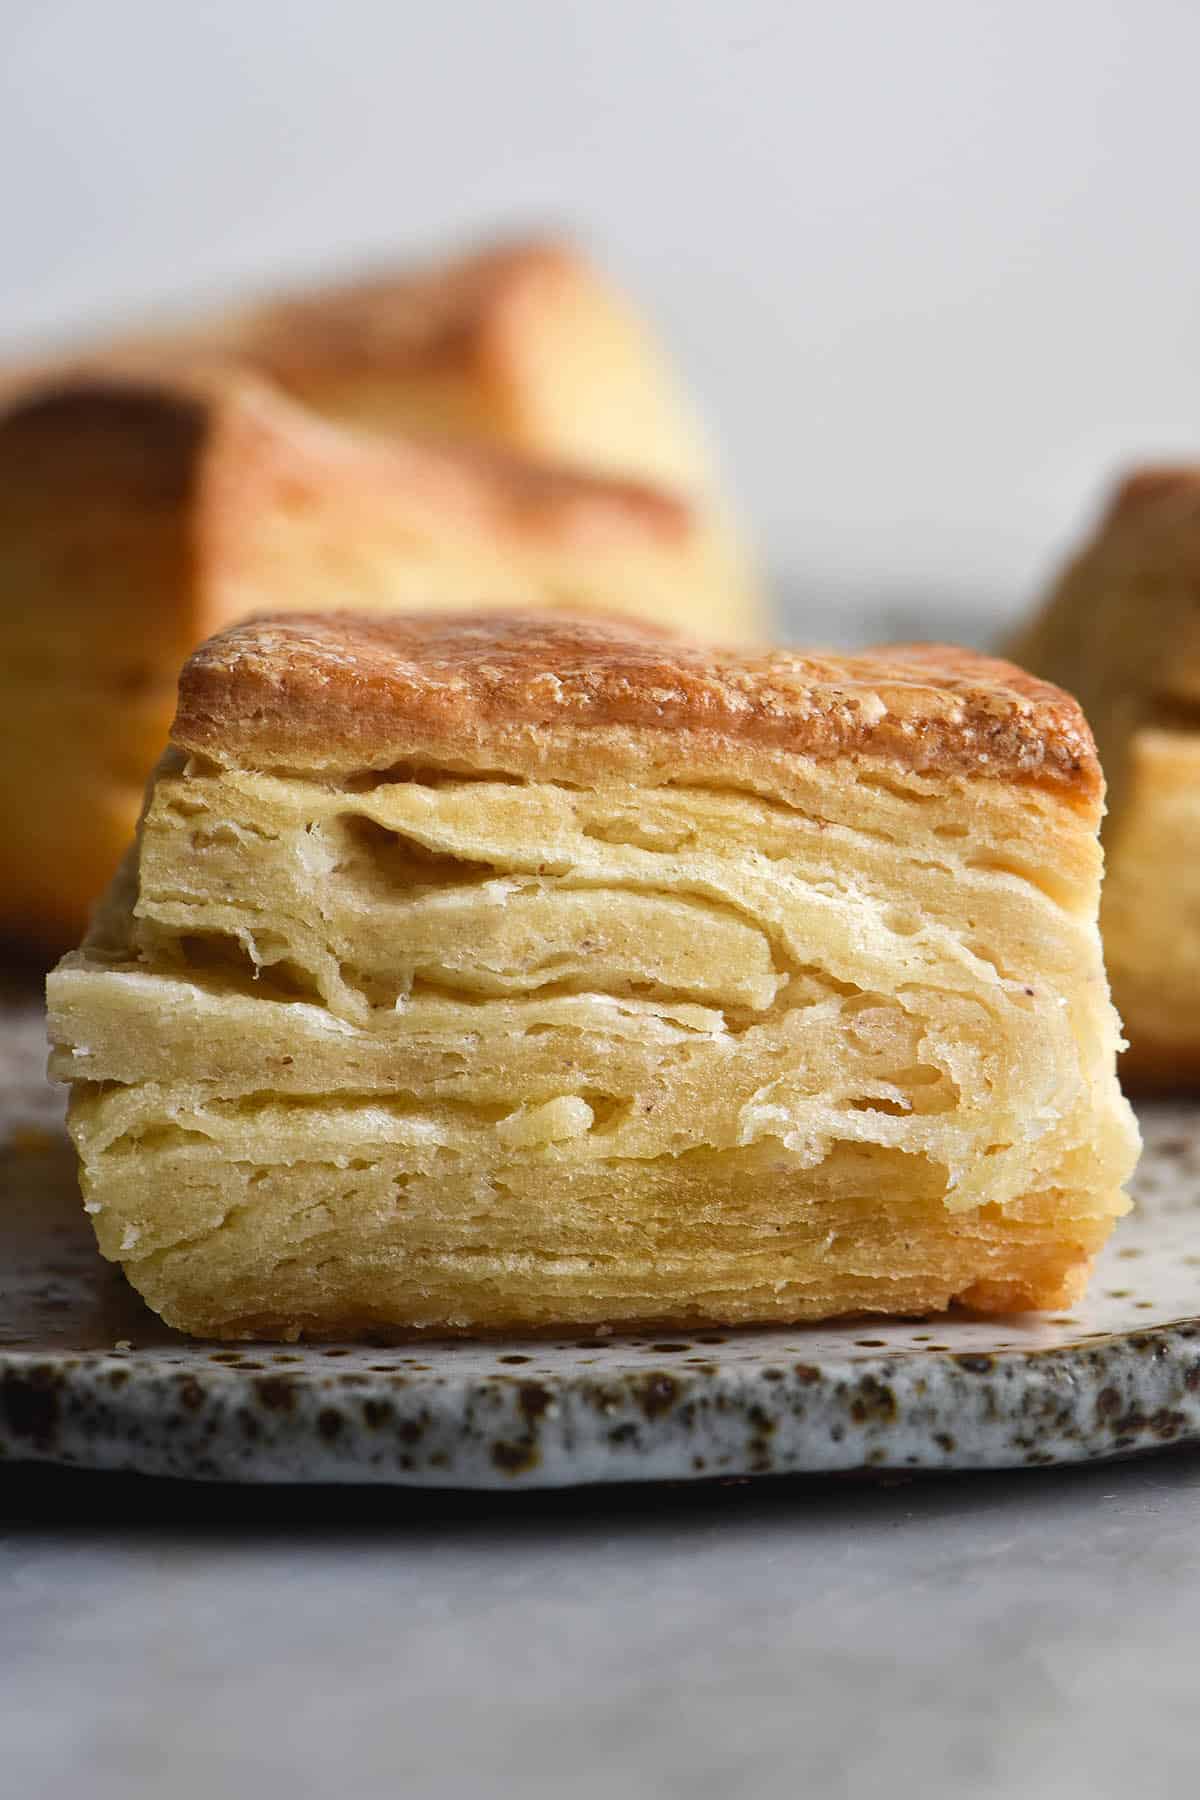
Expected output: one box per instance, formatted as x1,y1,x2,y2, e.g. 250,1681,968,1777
5,1452,1200,1800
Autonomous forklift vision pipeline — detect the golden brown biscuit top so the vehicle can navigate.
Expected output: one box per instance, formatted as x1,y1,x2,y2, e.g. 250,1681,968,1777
0,240,579,395
1105,465,1200,526
172,610,1100,800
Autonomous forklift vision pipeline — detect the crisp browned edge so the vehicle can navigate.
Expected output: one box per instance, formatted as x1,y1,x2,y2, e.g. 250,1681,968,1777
168,609,1102,800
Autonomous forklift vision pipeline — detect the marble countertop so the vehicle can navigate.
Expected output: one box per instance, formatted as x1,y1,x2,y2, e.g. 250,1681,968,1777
6,1449,1200,1799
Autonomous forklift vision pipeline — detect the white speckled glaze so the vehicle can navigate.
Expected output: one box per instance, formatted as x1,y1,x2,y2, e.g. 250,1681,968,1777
4,982,1199,1487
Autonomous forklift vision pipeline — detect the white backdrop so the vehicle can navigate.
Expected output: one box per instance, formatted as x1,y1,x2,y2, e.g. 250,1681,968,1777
3,0,1198,637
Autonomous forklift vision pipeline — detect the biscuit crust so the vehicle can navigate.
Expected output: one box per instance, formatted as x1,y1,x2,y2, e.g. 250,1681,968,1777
174,610,1102,800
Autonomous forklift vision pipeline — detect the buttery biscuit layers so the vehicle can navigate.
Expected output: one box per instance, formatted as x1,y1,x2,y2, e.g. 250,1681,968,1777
47,612,1138,1339
1010,467,1200,1084
1,369,759,951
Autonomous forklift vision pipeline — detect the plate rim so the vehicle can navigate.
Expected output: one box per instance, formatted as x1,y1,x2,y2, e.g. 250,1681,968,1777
4,1311,1200,1489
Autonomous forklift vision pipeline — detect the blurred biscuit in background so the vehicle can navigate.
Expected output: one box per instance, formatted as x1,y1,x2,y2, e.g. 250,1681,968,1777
0,365,761,953
1011,467,1200,1085
114,236,725,499
0,234,762,955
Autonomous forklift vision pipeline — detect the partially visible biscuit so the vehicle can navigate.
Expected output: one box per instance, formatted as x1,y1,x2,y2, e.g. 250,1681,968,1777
38,236,723,499
48,610,1137,1340
0,368,761,951
1011,466,1200,1082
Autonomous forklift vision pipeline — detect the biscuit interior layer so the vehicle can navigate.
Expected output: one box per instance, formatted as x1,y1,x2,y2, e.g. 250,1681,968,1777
49,751,1138,1337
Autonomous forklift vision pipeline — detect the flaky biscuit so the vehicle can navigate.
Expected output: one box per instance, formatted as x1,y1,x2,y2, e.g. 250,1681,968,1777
48,611,1137,1339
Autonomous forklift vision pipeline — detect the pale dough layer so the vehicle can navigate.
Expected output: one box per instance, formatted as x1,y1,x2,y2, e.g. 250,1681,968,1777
50,747,1137,1337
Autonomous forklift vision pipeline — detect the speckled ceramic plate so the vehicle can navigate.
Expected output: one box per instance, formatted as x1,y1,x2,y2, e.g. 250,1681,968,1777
4,983,1200,1488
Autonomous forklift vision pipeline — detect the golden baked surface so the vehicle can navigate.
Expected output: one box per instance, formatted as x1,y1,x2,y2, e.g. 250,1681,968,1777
0,367,758,952
1011,465,1200,1083
49,611,1136,1339
176,610,1102,797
